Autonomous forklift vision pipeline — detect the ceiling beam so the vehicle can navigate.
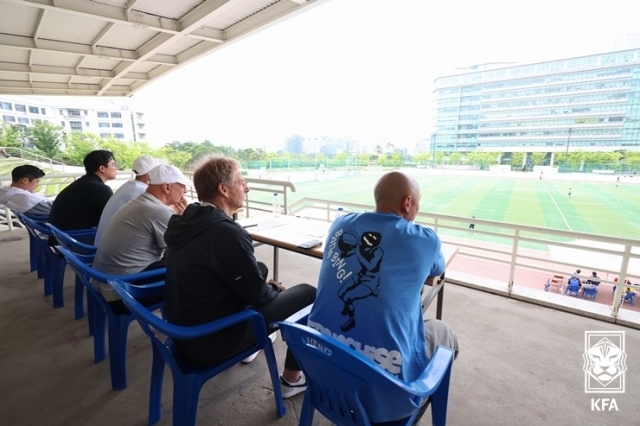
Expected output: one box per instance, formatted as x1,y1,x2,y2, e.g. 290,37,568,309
0,61,149,80
0,80,105,91
98,0,242,94
4,0,224,44
32,8,47,40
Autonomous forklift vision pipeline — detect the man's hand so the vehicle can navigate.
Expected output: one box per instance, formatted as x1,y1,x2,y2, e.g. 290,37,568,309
268,279,285,292
172,197,188,215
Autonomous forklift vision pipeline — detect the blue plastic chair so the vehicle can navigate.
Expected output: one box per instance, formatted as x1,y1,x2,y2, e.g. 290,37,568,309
109,278,286,426
623,292,635,306
566,279,581,297
56,246,166,390
47,223,97,320
276,321,454,426
582,286,598,301
16,213,95,307
15,213,48,276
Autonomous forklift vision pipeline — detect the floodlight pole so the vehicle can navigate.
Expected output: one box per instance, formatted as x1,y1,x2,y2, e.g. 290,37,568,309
565,127,572,156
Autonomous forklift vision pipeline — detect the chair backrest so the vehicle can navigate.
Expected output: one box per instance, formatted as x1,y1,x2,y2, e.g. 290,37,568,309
56,246,164,298
583,286,597,296
47,223,97,253
276,321,454,425
16,211,52,237
567,277,580,291
108,278,272,370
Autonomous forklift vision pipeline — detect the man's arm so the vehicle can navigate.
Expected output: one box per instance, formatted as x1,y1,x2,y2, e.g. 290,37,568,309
24,200,52,216
214,223,280,306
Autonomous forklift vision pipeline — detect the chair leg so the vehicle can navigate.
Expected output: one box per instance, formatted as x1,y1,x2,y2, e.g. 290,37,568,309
29,236,38,272
74,276,85,320
36,242,46,279
43,253,53,296
108,314,132,390
298,390,315,426
263,338,286,417
87,291,96,336
430,363,452,426
172,375,203,426
149,345,166,426
93,304,107,363
52,258,67,308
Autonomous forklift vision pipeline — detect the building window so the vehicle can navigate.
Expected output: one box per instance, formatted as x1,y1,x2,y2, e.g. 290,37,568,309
97,111,109,118
98,122,110,128
112,122,123,128
85,122,90,127
41,108,46,115
110,112,121,118
67,109,81,117
84,110,88,115
29,106,39,114
70,121,83,131
3,115,16,122
32,119,41,124
60,121,65,126
0,102,12,110
15,104,26,112
18,117,29,124
100,133,111,138
113,133,125,139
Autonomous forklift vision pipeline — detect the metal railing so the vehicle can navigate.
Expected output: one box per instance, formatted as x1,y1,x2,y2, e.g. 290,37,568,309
0,147,66,172
288,197,640,318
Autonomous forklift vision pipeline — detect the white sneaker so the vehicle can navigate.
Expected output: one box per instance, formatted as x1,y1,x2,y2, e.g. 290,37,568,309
280,372,307,398
242,332,277,364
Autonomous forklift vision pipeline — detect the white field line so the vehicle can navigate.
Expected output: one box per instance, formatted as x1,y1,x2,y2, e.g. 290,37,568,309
542,182,572,231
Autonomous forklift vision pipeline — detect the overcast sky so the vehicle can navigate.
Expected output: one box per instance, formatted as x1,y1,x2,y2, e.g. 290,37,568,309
133,0,640,151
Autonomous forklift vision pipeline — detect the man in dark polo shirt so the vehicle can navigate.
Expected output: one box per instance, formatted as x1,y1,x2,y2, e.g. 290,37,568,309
49,150,117,233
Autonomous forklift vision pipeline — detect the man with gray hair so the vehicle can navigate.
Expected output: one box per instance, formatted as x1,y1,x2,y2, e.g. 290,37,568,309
163,154,316,398
93,164,190,314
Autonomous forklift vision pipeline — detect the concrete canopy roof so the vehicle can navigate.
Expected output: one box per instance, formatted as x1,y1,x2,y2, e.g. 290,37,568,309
0,0,327,97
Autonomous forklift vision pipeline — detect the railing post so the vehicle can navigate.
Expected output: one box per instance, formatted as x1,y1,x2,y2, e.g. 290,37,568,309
508,230,520,292
611,244,632,317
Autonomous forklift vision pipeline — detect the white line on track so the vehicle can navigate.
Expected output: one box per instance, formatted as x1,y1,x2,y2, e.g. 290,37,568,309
541,182,572,231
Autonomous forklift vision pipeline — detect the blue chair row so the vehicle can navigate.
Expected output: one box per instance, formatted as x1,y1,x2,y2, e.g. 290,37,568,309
56,246,165,390
109,278,286,426
17,212,96,313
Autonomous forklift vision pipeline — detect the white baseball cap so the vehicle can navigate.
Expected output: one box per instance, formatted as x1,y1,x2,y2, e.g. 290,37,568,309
148,164,192,188
132,155,160,175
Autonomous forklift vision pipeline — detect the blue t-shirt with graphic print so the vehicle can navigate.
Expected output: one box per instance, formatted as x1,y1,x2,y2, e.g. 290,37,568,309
308,211,444,422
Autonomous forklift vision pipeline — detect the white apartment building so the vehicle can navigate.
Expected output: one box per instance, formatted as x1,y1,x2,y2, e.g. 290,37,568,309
0,95,147,142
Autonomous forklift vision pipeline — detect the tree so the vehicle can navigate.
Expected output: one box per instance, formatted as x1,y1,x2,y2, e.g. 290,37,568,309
449,152,461,165
99,139,150,169
30,121,64,158
530,152,547,166
63,132,101,166
0,123,23,148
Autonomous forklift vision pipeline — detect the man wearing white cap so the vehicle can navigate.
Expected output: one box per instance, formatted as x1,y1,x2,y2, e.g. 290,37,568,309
93,164,191,313
95,155,162,246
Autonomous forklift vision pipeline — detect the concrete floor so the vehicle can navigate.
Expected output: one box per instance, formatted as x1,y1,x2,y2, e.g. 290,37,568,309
1,227,639,426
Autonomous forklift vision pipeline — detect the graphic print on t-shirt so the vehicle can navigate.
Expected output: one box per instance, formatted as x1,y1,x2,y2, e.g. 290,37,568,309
335,230,383,332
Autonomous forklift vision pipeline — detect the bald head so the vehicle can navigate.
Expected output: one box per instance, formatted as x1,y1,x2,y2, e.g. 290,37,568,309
374,172,421,221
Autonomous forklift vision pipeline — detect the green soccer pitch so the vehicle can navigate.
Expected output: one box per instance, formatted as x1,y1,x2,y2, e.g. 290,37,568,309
287,172,640,240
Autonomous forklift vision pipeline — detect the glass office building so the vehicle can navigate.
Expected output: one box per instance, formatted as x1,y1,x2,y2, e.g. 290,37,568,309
432,46,640,158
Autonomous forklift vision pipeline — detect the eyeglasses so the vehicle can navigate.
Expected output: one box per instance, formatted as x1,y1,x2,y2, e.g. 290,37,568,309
107,161,118,168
